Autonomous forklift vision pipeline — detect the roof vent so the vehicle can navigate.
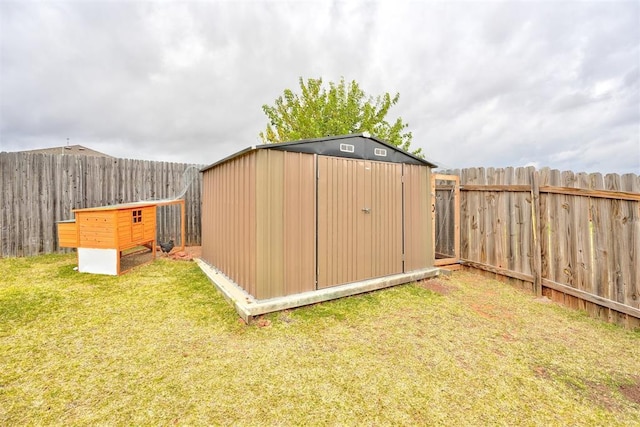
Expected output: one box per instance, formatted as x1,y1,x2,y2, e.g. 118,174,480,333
362,131,371,138
374,148,387,157
339,143,355,153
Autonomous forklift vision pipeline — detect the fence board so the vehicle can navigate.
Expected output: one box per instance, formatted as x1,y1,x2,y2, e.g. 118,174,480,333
485,168,497,268
517,167,533,279
623,174,640,313
574,172,589,295
0,152,203,257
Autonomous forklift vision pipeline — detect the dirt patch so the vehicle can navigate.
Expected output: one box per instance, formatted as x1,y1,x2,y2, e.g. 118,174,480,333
157,246,202,261
586,382,623,412
255,316,272,328
470,302,514,321
418,278,457,295
619,376,640,405
533,366,550,379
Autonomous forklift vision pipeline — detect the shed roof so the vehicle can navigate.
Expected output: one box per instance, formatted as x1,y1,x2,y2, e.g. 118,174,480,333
202,133,437,172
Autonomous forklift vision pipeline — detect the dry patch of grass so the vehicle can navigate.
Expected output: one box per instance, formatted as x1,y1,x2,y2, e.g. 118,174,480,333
1,254,639,425
620,376,640,406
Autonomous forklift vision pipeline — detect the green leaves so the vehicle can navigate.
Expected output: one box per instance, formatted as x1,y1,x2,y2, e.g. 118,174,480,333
260,77,419,155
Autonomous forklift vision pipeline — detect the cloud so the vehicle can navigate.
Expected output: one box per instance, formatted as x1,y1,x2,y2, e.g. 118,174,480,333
1,1,638,174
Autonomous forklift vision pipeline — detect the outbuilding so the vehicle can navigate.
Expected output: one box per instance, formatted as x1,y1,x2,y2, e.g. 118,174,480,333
198,133,440,320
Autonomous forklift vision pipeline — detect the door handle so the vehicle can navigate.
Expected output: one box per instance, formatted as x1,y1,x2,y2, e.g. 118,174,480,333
361,208,371,214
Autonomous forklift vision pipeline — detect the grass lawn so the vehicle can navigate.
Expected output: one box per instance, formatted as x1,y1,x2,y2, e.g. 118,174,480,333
1,253,639,425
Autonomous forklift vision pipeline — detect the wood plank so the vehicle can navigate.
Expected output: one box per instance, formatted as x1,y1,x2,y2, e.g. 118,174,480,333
542,278,640,319
0,154,7,255
461,184,531,192
487,168,503,270
453,175,460,263
606,174,629,307
15,153,23,255
547,169,562,285
538,168,550,284
461,259,534,283
561,170,576,288
574,172,590,295
518,167,534,277
459,170,470,260
431,173,437,265
531,169,542,295
592,173,614,302
622,174,640,309
541,185,640,201
435,258,458,266
462,183,640,200
503,167,515,273
478,168,488,265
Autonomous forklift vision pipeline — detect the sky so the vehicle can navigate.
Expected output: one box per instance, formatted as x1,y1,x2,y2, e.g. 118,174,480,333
1,1,639,174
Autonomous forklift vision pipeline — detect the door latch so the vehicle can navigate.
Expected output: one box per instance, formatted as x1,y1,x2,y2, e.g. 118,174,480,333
361,208,371,214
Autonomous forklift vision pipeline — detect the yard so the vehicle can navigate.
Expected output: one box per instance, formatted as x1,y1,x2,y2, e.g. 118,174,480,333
1,254,639,425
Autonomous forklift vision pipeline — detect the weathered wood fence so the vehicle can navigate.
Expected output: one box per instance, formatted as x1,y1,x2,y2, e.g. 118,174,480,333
436,167,640,328
0,152,203,257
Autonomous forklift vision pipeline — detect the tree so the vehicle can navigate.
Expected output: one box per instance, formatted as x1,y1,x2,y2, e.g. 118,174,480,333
260,77,421,156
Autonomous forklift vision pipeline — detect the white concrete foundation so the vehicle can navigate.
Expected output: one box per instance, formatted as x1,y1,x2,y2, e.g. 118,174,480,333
195,258,442,323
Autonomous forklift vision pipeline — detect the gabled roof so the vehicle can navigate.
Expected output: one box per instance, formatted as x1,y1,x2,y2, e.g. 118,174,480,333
202,133,437,172
16,144,113,157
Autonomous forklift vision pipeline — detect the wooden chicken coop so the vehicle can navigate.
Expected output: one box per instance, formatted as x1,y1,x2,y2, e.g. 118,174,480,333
57,199,185,275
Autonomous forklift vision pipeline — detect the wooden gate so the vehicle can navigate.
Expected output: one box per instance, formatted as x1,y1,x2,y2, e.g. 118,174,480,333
432,174,460,267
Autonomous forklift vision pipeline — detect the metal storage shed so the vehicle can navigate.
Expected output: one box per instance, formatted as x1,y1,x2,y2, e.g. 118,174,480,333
198,133,440,320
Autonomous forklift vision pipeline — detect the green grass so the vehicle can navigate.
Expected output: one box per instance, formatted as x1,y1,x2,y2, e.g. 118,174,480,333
1,254,639,425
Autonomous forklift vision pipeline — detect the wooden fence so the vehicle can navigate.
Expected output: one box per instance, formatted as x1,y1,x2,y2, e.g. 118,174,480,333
0,152,203,257
436,167,640,328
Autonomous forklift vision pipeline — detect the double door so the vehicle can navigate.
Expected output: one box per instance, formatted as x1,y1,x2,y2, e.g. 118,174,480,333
317,157,404,288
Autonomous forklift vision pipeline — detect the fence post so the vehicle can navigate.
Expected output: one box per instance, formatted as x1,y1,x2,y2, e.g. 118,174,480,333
531,169,543,296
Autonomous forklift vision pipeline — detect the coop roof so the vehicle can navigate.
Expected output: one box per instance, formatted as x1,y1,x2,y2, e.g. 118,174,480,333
201,133,437,172
72,199,183,213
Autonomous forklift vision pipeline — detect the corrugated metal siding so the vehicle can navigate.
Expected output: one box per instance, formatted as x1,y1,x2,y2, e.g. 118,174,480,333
283,152,317,296
317,157,403,289
371,161,404,277
256,150,284,298
201,152,257,295
255,150,316,299
403,164,433,271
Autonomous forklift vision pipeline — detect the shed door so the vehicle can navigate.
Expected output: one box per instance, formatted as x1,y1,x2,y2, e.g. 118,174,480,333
317,156,403,289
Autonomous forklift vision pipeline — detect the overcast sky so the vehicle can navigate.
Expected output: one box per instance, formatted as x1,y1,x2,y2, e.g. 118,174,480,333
1,1,638,174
